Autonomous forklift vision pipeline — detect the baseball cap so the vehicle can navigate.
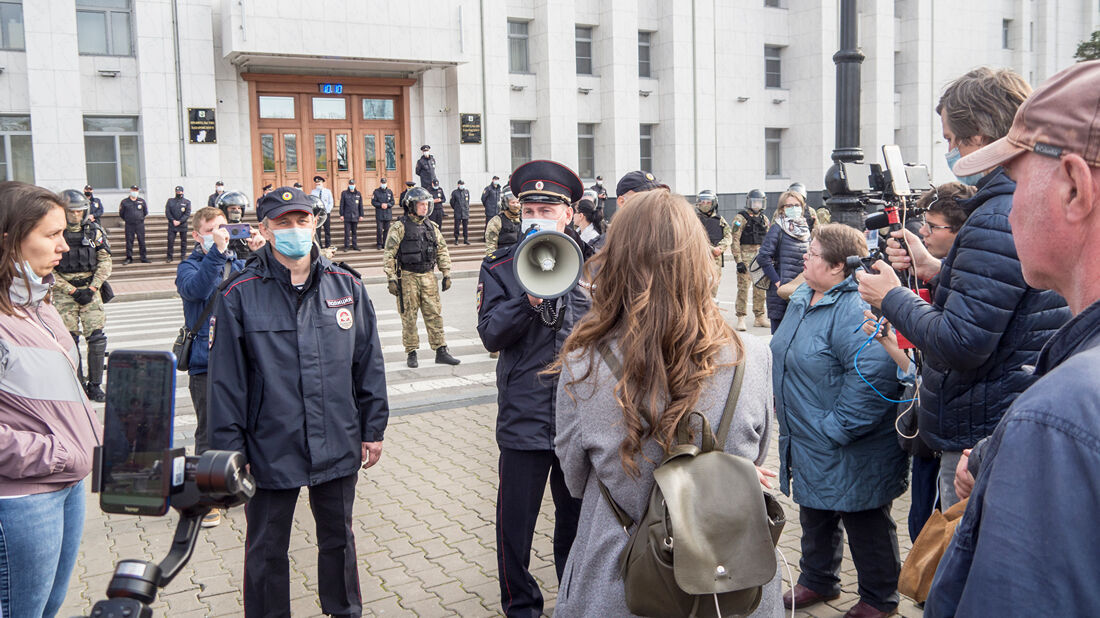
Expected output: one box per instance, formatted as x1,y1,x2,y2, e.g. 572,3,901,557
954,60,1100,176
616,170,667,196
257,187,314,220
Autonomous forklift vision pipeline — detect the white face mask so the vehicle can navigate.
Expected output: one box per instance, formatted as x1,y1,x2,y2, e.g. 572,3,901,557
521,217,560,235
216,187,224,193
201,234,215,252
130,191,139,199
380,182,386,187
349,184,355,189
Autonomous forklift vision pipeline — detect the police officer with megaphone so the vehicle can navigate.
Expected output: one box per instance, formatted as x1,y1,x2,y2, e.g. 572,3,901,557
476,159,593,617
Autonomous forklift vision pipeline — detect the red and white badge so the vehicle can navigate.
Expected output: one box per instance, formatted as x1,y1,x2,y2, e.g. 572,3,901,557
336,307,353,330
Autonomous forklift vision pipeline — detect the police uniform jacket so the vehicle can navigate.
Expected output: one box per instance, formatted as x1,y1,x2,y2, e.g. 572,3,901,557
371,187,395,222
165,197,191,229
339,189,363,221
118,197,148,225
449,188,470,219
415,155,437,187
481,184,501,219
477,228,593,451
88,196,104,220
207,244,389,490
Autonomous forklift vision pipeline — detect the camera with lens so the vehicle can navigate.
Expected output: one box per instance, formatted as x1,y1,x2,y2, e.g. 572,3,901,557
825,144,933,233
84,350,254,617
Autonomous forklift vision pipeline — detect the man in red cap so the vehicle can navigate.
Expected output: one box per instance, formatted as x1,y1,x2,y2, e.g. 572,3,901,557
925,60,1100,617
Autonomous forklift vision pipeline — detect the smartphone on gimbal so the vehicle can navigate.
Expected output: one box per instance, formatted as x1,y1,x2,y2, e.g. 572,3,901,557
98,350,179,516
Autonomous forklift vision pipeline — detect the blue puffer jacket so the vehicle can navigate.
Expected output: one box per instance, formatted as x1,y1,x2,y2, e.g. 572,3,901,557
757,223,809,321
771,277,908,512
175,245,246,375
881,168,1070,452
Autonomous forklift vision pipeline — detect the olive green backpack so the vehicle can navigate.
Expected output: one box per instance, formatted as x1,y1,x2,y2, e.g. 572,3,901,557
597,343,786,618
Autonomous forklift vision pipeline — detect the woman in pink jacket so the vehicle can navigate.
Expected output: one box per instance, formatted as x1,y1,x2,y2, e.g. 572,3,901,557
0,182,103,617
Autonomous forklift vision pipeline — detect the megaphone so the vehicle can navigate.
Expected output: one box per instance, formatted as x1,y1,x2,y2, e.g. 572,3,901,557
513,230,584,299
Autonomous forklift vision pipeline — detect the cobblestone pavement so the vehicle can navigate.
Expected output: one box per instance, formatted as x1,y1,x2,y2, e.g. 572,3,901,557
62,399,925,617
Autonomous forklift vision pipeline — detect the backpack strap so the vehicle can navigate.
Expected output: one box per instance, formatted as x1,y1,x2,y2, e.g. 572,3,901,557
593,340,745,532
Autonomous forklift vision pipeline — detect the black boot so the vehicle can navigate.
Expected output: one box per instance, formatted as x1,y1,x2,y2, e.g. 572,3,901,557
435,346,460,365
85,383,106,403
407,351,418,368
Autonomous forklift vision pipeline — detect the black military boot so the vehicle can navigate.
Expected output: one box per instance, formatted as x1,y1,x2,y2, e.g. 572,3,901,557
85,383,106,403
435,346,460,365
407,351,418,368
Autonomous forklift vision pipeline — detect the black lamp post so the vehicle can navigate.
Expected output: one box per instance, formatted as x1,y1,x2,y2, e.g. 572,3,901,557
823,0,867,230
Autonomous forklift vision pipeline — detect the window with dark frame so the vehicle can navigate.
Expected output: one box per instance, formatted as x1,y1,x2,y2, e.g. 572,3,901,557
76,0,133,56
765,45,782,88
0,115,34,183
765,128,783,178
639,124,654,172
511,121,532,171
577,123,595,180
1002,19,1012,49
508,20,530,73
83,116,141,189
638,31,652,78
575,26,593,75
0,1,24,50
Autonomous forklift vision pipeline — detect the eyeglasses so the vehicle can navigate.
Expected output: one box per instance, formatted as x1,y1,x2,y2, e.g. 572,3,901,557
921,221,953,232
805,247,824,260
781,203,802,208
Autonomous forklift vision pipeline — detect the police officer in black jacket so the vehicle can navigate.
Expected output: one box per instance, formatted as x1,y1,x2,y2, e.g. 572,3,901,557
164,185,191,262
119,184,149,263
428,179,446,229
208,187,389,618
371,178,395,249
84,184,104,223
477,160,591,618
339,179,363,250
481,175,502,222
450,180,470,245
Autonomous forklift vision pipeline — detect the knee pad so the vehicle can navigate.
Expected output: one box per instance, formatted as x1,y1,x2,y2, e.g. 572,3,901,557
87,328,107,346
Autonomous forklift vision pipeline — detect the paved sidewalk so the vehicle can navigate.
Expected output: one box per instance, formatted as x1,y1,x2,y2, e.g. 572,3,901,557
62,402,925,617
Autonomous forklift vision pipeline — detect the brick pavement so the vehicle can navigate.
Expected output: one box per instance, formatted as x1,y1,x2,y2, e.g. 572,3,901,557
61,402,925,617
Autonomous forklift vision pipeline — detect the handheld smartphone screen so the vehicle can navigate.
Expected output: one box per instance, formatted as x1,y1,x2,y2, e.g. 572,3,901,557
220,223,251,240
881,145,911,195
100,351,176,516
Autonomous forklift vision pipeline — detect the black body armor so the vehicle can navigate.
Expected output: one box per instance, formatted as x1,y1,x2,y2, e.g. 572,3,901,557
698,213,724,246
398,216,438,273
739,211,769,245
496,214,521,249
57,226,99,273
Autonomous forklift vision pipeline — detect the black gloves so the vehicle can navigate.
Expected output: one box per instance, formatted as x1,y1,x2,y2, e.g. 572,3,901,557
441,276,452,292
387,280,399,296
72,288,96,305
736,262,748,274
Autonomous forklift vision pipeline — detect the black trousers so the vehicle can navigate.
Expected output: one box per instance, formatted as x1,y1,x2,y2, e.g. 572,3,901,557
124,223,146,260
316,215,332,247
376,217,391,249
496,447,581,618
454,218,468,243
797,502,900,612
343,220,359,249
243,473,361,618
188,373,209,454
167,225,187,259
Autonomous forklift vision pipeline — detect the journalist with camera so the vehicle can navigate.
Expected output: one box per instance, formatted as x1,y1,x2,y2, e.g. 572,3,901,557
207,186,389,617
856,67,1070,511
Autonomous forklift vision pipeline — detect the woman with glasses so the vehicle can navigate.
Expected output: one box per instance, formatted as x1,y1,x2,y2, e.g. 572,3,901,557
770,223,907,618
757,190,813,333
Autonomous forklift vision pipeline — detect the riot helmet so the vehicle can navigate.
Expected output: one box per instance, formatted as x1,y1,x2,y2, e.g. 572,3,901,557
60,189,90,225
747,188,766,211
502,189,520,215
215,191,249,223
402,186,433,219
696,190,718,214
787,182,808,200
305,194,328,229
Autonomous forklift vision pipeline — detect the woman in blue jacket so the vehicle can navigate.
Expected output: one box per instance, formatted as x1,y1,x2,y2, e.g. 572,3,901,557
770,224,908,618
757,190,812,333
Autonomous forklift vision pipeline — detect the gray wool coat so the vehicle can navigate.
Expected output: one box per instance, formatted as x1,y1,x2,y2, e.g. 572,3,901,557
553,334,784,617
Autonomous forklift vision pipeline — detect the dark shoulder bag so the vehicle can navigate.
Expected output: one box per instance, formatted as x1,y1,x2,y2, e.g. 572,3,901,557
173,264,239,372
595,343,786,618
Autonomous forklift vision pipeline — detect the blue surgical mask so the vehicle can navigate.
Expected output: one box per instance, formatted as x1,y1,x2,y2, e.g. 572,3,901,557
201,234,215,252
945,147,984,185
783,206,802,219
272,227,314,258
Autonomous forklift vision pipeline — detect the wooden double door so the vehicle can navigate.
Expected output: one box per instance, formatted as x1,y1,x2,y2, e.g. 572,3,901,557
258,128,403,197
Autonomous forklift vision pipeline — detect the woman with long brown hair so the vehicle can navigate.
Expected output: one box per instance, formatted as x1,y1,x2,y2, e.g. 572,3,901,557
0,182,102,617
551,189,782,616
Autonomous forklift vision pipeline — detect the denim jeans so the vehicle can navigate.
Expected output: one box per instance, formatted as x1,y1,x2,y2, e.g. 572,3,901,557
0,480,86,618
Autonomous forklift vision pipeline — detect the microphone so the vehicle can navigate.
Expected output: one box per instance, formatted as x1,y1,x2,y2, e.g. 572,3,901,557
863,211,890,230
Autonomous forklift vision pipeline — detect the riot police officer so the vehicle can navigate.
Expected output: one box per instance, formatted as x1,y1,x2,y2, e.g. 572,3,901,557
484,189,522,255
695,190,733,297
52,189,112,402
731,188,771,331
382,187,460,368
215,191,254,260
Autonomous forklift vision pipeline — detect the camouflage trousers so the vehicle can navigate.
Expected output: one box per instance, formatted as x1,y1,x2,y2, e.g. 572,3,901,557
735,244,767,317
54,289,106,334
399,271,447,354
